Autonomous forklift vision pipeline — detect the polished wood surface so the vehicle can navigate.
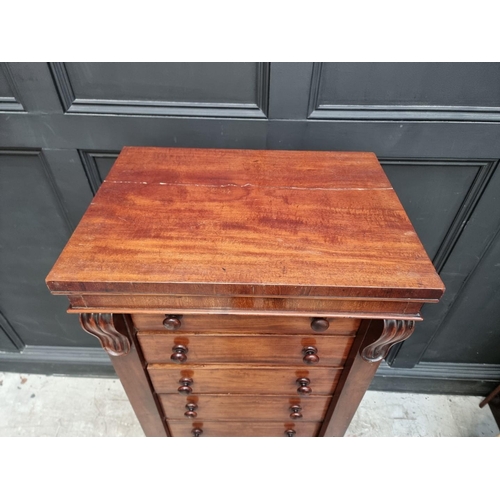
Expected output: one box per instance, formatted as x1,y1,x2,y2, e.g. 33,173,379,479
106,315,169,437
159,394,332,421
68,294,424,315
361,319,416,362
79,313,130,356
46,147,444,301
148,364,342,395
132,314,360,335
320,320,384,437
138,333,353,366
45,147,445,437
168,420,321,437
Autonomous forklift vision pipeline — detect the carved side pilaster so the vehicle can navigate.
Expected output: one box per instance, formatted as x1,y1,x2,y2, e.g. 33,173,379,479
79,313,131,356
361,319,415,363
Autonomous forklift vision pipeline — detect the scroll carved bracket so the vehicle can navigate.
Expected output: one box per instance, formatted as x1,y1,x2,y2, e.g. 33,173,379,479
79,313,131,357
361,319,415,363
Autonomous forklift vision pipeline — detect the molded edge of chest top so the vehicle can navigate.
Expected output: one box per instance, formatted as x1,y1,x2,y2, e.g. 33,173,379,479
45,147,445,302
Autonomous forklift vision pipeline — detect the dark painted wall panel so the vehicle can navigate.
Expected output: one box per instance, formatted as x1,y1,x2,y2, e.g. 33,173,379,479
423,230,500,364
0,66,14,97
392,162,500,368
65,62,261,104
94,156,117,182
318,63,500,107
4,113,500,158
0,152,98,348
382,161,480,261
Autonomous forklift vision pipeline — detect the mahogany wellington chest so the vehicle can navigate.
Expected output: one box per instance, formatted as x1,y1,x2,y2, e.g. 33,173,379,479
46,147,445,437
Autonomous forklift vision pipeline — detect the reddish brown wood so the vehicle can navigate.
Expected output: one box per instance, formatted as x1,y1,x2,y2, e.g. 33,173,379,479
479,384,500,409
71,305,425,321
289,405,303,419
362,319,416,362
46,148,444,301
159,394,331,421
184,403,198,418
296,377,312,395
67,294,424,315
311,318,330,332
79,313,130,356
102,314,169,436
177,378,193,394
170,344,189,363
148,364,342,395
45,148,445,437
132,314,361,334
137,332,353,366
319,320,388,437
302,346,320,364
163,315,182,330
168,420,321,437
105,148,391,189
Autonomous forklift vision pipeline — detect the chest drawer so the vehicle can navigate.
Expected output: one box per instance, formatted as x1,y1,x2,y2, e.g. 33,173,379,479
167,420,321,437
138,333,353,366
159,394,331,421
148,364,342,395
132,313,360,335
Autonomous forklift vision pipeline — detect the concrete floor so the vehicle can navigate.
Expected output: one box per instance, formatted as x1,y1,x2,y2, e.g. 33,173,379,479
0,371,498,437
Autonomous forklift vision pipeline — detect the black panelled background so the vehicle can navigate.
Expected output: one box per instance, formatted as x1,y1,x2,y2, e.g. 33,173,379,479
1,62,499,393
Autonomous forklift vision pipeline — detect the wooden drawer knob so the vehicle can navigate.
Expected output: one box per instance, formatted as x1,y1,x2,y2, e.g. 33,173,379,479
310,317,329,332
192,428,203,437
184,403,198,418
302,346,319,364
286,429,296,437
290,405,303,419
178,377,193,394
171,344,188,363
296,377,312,395
163,314,182,330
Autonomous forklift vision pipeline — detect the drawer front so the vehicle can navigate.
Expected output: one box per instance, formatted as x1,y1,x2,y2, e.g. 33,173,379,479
168,420,321,437
132,313,360,335
148,364,341,395
138,333,353,366
160,394,331,421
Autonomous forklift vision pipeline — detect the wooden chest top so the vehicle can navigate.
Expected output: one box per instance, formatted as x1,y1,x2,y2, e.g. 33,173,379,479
46,147,444,301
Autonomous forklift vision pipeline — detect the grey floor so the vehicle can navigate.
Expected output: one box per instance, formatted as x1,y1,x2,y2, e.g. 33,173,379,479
0,371,498,437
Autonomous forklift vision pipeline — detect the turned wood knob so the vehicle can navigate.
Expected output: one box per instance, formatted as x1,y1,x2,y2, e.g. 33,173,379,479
171,344,188,363
286,429,296,437
290,405,303,419
178,377,193,394
184,403,198,418
311,317,329,332
302,346,319,364
192,428,203,437
163,314,182,330
296,377,312,395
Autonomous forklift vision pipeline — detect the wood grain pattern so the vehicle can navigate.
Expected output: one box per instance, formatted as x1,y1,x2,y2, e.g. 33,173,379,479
168,420,321,437
138,332,353,366
159,394,331,421
320,319,385,437
68,294,424,315
46,148,444,301
79,313,130,356
132,313,360,335
148,364,342,395
44,147,445,437
361,319,416,362
104,315,169,436
105,148,392,188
